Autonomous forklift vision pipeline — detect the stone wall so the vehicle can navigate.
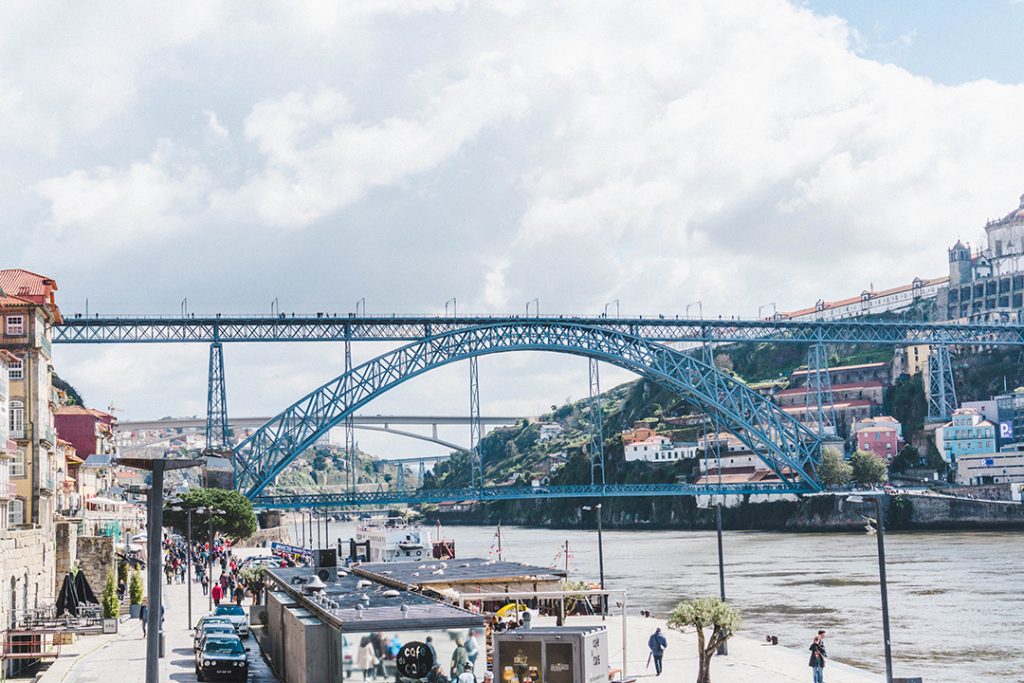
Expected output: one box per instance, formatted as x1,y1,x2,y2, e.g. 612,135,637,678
76,535,115,599
0,526,56,633
54,521,78,592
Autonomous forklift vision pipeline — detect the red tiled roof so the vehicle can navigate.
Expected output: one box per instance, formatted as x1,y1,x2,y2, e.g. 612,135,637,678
781,276,949,318
0,269,61,322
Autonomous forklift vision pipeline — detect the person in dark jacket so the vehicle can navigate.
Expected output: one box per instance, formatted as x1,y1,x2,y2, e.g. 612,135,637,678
809,630,827,683
647,627,667,676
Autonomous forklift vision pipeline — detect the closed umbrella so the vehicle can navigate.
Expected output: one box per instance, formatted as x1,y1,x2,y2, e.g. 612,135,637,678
55,573,80,617
74,570,98,605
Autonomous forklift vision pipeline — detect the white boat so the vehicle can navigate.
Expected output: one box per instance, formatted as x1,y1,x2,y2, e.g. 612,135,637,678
355,517,433,563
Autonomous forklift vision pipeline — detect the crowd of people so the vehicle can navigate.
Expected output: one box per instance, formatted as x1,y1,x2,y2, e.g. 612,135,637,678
160,533,262,607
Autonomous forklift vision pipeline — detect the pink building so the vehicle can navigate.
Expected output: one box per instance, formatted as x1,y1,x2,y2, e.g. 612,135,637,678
856,425,901,460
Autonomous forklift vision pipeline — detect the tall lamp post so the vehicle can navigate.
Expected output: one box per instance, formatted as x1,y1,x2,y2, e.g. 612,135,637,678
581,504,605,619
710,500,728,655
117,457,202,683
845,494,893,683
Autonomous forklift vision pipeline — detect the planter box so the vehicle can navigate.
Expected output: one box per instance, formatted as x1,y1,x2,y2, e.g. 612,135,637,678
102,618,118,634
129,604,142,619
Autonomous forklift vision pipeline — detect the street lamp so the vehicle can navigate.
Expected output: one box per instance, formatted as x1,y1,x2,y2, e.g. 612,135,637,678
845,494,893,683
117,457,202,683
581,504,604,619
710,500,728,655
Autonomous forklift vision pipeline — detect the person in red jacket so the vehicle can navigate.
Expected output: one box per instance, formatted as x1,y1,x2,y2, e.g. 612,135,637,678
211,581,223,606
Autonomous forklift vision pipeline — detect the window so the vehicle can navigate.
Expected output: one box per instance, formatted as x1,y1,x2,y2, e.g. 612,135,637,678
9,401,24,438
8,500,23,526
7,358,23,381
10,449,25,477
4,316,24,336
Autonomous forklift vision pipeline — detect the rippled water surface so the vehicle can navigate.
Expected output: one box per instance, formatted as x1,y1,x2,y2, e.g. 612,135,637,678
319,521,1023,683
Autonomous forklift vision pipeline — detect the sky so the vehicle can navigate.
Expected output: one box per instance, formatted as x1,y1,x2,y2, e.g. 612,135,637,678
5,0,1024,458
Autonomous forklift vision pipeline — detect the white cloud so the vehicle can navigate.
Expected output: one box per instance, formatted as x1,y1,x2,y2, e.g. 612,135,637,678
14,0,1024,432
221,59,530,227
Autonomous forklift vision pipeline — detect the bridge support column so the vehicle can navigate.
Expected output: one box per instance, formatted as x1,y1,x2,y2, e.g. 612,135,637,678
205,340,229,451
803,342,836,437
927,344,957,423
345,331,356,494
469,357,483,489
588,358,605,486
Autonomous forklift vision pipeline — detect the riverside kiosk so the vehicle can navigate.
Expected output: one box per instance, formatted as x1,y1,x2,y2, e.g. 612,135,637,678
493,627,609,683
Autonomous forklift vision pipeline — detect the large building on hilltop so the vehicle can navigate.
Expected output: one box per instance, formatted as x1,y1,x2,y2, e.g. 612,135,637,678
942,194,1024,323
778,192,1024,325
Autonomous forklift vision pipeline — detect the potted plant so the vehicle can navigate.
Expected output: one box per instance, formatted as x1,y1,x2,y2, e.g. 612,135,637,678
102,571,120,633
128,569,144,618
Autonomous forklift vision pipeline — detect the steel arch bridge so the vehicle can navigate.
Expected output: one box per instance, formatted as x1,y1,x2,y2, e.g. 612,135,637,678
234,321,825,505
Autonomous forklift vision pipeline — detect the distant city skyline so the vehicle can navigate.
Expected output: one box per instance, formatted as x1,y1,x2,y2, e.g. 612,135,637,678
4,1,1024,457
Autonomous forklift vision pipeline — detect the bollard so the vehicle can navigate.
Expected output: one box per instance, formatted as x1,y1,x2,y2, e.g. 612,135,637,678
159,632,165,658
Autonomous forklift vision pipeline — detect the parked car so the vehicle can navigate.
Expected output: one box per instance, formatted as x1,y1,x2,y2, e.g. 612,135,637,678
213,604,250,638
195,635,248,682
194,622,237,651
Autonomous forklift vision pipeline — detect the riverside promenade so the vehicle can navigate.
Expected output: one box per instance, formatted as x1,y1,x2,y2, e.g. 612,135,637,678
35,563,279,683
538,614,882,683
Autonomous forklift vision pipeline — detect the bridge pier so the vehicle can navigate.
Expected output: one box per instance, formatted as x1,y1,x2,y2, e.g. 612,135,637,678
469,357,483,488
205,339,229,451
803,341,836,436
927,344,958,423
588,358,605,485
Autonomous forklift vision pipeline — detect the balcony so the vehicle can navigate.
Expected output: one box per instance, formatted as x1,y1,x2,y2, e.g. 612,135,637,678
0,481,15,497
40,428,55,446
11,428,25,440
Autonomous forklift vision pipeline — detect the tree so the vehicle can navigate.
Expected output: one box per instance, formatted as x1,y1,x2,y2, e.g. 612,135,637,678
818,446,852,487
850,450,888,486
102,570,120,619
889,444,921,474
163,487,258,539
667,597,741,683
129,569,144,606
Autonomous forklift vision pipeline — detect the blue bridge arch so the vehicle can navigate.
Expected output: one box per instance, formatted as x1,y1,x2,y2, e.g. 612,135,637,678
233,321,824,500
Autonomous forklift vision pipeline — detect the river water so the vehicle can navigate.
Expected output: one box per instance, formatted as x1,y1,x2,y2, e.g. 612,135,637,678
315,521,1022,683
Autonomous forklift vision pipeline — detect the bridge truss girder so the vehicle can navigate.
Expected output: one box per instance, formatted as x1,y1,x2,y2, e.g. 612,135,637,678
53,315,1024,346
252,482,811,510
232,322,825,500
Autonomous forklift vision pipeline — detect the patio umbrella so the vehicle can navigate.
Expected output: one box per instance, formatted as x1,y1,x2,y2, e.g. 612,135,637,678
74,571,98,605
55,573,80,617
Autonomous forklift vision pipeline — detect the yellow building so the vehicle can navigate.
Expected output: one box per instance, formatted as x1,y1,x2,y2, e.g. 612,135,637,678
0,269,62,527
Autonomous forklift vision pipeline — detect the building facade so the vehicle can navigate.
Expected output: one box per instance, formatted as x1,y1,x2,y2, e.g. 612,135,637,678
855,425,901,460
935,409,997,465
0,349,17,530
778,277,948,321
956,450,1024,487
0,270,62,527
623,435,698,463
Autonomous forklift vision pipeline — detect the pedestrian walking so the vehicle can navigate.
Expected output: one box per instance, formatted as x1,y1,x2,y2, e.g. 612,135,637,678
201,573,209,595
139,602,148,637
465,630,479,666
212,581,223,606
450,639,468,679
809,630,827,683
647,627,667,676
357,636,379,680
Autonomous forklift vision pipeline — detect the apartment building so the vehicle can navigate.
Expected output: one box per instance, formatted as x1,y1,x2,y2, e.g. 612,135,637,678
0,269,62,526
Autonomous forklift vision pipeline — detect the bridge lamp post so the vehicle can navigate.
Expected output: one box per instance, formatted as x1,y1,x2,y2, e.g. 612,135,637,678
445,297,457,317
603,300,619,318
844,494,893,683
580,504,605,619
